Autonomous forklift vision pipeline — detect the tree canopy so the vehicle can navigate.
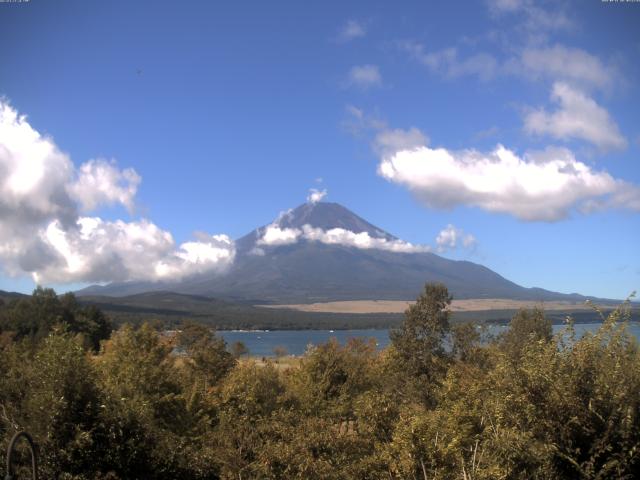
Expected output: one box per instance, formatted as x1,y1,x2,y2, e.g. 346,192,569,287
1,285,639,479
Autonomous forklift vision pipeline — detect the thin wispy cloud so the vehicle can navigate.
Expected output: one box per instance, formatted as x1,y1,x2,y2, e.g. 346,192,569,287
524,82,627,151
346,64,383,90
341,104,387,137
400,0,613,92
487,0,573,29
486,0,574,44
338,19,366,42
373,127,429,157
436,224,477,253
512,45,616,92
342,105,426,157
402,41,616,92
402,42,498,82
473,126,500,141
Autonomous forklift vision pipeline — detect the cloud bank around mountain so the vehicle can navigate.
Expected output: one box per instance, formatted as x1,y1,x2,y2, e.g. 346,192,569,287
256,222,433,253
0,100,235,284
255,206,478,256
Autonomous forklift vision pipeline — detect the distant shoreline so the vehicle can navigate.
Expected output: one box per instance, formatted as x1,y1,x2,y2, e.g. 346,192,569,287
256,298,607,314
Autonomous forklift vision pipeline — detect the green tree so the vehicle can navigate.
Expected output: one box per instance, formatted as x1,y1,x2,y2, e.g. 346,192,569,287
176,321,236,387
98,323,218,479
0,287,71,340
0,332,108,479
499,307,552,360
451,322,486,364
177,321,212,350
0,288,112,351
292,338,378,418
214,362,289,479
390,282,452,406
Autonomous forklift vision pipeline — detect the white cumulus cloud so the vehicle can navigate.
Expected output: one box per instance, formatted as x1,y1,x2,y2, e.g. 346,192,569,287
0,99,234,284
378,140,640,221
153,233,235,281
524,82,627,150
69,159,141,212
34,218,235,284
0,100,79,232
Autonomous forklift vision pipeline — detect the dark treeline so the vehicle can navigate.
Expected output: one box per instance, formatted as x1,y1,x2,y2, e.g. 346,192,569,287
76,292,633,331
1,284,639,479
93,308,405,332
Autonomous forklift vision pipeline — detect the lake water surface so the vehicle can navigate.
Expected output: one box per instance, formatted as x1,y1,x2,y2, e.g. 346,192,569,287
220,323,640,357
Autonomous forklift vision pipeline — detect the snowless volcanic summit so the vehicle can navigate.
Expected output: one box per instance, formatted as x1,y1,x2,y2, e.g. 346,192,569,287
78,202,591,304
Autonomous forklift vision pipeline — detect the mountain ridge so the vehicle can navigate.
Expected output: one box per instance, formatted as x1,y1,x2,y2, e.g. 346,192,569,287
76,201,603,303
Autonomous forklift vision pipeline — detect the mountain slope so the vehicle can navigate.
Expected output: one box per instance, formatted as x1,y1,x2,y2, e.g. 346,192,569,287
174,242,586,303
0,289,28,303
77,202,594,303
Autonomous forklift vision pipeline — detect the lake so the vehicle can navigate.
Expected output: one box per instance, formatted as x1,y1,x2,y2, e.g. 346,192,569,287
219,323,640,357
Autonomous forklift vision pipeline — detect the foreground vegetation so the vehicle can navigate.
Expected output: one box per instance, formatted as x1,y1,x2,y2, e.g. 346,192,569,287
1,285,639,479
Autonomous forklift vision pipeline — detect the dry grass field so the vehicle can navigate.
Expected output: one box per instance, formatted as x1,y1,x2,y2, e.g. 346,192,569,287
257,299,594,314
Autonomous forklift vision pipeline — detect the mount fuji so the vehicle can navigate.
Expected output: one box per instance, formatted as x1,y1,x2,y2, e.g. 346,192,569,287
77,202,589,304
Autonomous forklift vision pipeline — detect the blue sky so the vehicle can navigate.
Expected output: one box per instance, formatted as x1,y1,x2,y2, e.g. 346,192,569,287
0,0,638,299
